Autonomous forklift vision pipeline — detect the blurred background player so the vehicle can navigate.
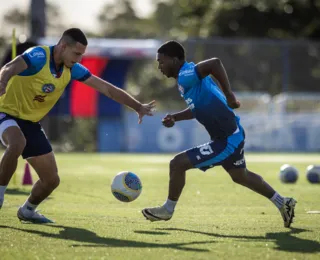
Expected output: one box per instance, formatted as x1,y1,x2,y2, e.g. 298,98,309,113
142,40,296,228
0,28,155,223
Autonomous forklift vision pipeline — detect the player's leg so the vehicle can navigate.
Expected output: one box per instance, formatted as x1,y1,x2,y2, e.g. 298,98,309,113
227,167,275,198
222,144,296,228
26,152,59,205
142,151,194,221
168,151,194,201
16,122,56,223
142,139,230,222
0,116,26,208
17,151,58,223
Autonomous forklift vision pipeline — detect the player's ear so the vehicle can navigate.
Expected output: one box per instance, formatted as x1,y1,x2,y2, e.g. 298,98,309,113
173,57,179,65
60,41,68,52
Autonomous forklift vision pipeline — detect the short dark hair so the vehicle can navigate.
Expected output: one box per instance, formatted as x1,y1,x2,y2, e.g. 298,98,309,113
157,40,185,60
61,28,88,46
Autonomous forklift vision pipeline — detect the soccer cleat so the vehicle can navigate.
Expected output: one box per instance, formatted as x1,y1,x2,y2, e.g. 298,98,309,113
279,197,297,228
142,205,173,222
17,207,54,224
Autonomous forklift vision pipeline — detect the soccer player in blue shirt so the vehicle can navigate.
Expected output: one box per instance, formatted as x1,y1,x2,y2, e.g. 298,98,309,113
142,41,296,228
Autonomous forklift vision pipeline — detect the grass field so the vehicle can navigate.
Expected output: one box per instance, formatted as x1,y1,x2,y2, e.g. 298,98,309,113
0,153,320,260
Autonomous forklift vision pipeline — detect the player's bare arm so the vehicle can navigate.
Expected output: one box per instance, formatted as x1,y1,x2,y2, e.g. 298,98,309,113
84,75,156,124
196,58,240,109
0,56,28,96
162,108,193,128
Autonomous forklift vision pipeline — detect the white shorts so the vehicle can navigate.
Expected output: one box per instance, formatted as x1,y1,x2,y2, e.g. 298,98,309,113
0,117,20,146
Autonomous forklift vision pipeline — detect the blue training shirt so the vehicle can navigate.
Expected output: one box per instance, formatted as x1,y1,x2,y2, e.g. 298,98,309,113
177,62,240,140
19,46,91,82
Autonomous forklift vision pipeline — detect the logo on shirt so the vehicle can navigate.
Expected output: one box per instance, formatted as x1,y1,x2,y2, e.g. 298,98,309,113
42,84,55,93
179,68,194,77
33,95,47,102
29,51,45,58
178,84,184,94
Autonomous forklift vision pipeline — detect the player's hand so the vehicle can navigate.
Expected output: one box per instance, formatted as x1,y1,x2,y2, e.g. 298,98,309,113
162,114,175,128
226,92,241,109
137,100,156,124
0,81,7,96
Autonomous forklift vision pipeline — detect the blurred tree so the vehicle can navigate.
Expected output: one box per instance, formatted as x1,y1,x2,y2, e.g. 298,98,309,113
98,0,156,38
3,8,29,31
0,37,7,55
149,0,320,94
96,0,320,102
45,2,66,36
97,0,182,110
213,0,320,39
150,0,215,39
210,0,320,93
0,2,66,66
2,2,64,38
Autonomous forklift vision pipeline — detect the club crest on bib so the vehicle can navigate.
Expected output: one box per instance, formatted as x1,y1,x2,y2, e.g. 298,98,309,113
42,84,55,93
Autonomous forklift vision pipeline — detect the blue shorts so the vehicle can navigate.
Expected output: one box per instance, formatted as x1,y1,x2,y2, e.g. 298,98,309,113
187,126,246,171
0,113,52,159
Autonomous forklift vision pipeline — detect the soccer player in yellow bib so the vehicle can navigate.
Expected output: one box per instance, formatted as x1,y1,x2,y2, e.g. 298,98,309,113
0,28,155,223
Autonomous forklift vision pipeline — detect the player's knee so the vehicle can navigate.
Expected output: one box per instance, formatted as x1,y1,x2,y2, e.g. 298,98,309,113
51,175,60,189
169,158,179,172
231,175,246,184
228,168,248,184
45,174,60,189
170,153,192,173
170,156,186,172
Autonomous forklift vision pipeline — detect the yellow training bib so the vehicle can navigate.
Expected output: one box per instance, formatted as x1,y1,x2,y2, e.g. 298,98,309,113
0,46,71,122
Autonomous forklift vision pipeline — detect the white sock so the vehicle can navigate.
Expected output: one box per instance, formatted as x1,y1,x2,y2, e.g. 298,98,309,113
21,200,38,214
270,192,284,209
0,185,7,205
163,199,177,213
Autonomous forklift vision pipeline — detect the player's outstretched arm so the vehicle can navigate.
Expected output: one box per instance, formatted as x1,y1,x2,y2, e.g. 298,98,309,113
83,75,156,124
0,56,28,96
196,58,240,109
162,108,193,127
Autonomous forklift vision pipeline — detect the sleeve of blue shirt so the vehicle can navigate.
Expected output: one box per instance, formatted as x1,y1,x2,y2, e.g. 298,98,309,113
71,63,92,82
177,63,201,91
19,46,47,76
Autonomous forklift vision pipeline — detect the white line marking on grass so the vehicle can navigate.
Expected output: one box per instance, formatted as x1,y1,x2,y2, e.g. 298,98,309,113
246,154,320,163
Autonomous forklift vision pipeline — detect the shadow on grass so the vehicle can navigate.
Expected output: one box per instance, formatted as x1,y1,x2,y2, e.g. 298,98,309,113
156,227,320,253
134,230,170,235
5,188,52,202
5,188,30,196
0,225,214,252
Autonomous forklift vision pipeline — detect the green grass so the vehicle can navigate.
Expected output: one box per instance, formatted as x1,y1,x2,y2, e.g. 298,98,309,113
1,153,320,260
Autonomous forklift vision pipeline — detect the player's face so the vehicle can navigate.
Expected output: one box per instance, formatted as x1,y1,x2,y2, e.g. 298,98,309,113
62,42,86,68
156,53,176,78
